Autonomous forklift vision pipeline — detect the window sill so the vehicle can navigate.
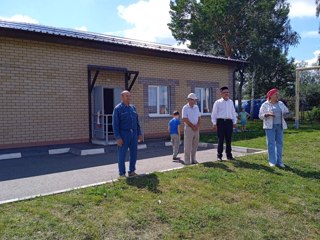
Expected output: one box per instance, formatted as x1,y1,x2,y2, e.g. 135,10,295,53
148,114,171,118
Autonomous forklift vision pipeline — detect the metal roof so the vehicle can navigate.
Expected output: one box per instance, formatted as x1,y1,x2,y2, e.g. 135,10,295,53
0,20,246,64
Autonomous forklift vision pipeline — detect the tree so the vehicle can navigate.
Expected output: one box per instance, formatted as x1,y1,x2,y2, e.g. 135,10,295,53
316,0,320,33
169,0,251,58
246,49,296,98
168,0,299,112
298,62,320,110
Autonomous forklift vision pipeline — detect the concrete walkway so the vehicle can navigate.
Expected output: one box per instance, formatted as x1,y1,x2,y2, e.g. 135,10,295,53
0,143,265,205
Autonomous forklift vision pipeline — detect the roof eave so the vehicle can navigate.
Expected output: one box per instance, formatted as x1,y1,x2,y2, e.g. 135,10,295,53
0,27,247,67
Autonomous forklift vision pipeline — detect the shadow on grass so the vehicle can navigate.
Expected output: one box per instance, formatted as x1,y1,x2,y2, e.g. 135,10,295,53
232,130,266,140
284,165,320,180
230,159,282,175
126,173,161,193
202,162,235,173
203,158,319,180
285,131,300,134
289,129,318,133
201,130,266,143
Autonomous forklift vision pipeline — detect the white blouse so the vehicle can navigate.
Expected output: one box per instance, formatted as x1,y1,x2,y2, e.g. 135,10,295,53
259,100,289,129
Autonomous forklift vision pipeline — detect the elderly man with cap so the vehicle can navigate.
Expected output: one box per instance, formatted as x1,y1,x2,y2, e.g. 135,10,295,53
182,93,201,165
259,88,289,168
211,86,238,161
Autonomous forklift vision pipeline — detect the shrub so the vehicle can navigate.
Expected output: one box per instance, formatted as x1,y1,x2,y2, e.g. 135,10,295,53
309,107,320,122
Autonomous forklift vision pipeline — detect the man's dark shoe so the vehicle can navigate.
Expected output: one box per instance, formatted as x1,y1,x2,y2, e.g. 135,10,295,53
173,157,180,161
217,156,223,161
227,156,236,160
128,172,138,177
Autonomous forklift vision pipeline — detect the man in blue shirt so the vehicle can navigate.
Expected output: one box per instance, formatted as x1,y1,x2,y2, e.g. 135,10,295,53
112,90,143,177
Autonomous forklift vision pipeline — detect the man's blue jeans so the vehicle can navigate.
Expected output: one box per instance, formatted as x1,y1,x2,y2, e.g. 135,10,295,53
117,130,138,176
265,124,284,165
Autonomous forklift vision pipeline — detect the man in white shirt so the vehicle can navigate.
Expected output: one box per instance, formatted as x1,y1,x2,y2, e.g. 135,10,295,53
211,86,237,161
182,93,201,165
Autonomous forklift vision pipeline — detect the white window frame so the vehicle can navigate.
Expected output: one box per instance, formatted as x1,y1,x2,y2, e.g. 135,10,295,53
148,85,171,117
195,87,211,116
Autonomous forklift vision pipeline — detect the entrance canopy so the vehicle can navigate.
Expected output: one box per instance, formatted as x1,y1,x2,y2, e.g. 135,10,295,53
87,65,139,140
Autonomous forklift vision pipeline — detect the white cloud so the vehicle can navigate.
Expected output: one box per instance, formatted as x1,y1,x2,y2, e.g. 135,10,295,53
172,40,191,49
116,0,173,43
75,26,88,31
104,30,124,37
296,50,320,66
288,0,316,18
305,50,320,66
0,14,38,24
301,30,320,38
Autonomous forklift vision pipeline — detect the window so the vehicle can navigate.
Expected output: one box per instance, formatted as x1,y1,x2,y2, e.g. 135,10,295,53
195,87,211,114
148,85,170,115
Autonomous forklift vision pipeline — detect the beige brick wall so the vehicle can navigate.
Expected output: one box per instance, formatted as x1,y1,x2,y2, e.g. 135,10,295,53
0,36,233,148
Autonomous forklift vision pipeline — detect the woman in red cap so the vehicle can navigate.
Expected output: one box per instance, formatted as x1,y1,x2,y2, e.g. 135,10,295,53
259,88,289,168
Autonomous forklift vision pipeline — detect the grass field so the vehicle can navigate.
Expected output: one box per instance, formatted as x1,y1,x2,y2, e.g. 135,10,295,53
0,121,319,239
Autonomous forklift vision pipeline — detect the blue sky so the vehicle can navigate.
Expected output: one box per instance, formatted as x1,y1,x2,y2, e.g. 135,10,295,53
0,0,319,65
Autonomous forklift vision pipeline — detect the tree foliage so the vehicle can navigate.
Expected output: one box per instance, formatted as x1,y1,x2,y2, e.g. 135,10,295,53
298,62,320,109
316,0,320,33
168,0,299,107
246,49,296,98
169,0,298,58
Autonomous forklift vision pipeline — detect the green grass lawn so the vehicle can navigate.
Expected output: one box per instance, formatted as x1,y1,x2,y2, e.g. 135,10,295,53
0,122,319,239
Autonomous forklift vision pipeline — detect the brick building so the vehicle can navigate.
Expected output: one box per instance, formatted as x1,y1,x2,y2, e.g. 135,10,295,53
0,20,245,149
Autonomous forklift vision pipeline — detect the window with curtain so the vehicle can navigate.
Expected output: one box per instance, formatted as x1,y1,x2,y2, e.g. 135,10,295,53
195,87,211,114
148,85,170,115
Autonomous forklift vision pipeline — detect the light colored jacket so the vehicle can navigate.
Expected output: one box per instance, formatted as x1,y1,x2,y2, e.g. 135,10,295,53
259,101,289,129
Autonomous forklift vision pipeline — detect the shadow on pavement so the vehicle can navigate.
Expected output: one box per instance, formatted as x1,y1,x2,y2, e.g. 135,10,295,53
0,153,116,182
0,144,210,182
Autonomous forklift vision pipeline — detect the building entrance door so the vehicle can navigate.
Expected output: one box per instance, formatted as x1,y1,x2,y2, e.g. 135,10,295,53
103,88,114,135
92,86,122,145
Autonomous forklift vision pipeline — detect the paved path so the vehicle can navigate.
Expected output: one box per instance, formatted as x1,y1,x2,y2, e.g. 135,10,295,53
0,144,263,204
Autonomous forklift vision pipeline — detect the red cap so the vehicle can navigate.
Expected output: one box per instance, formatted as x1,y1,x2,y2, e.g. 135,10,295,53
266,88,278,99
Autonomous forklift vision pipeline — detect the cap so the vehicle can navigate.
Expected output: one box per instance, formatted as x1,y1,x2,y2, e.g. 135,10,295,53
187,93,198,100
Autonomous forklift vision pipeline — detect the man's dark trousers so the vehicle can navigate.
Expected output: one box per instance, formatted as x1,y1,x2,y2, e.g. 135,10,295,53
217,118,233,158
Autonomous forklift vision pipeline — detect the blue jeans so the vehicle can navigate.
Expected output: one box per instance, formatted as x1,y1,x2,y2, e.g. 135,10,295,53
265,124,284,165
117,130,138,175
